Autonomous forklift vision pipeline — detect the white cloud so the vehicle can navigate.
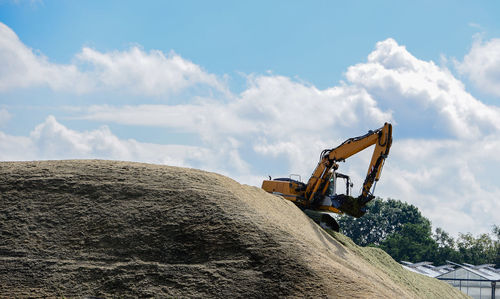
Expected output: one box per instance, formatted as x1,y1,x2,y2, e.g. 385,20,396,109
75,47,227,96
456,37,500,98
376,138,500,236
0,115,198,165
346,38,500,139
0,22,226,96
0,116,251,178
0,108,11,126
0,132,34,160
0,23,90,93
77,75,393,176
468,22,482,29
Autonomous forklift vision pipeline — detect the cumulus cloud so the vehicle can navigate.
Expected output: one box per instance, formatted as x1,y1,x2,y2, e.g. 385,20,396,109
0,115,197,164
0,108,11,126
376,138,500,236
0,22,226,96
0,116,252,179
0,23,90,92
81,76,390,132
346,38,500,138
456,37,500,98
75,47,227,96
77,75,393,175
342,39,500,234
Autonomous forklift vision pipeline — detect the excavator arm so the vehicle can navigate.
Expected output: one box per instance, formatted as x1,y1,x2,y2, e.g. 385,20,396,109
305,123,392,209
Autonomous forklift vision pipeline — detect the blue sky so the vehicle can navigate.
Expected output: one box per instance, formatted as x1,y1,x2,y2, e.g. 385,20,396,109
1,0,500,237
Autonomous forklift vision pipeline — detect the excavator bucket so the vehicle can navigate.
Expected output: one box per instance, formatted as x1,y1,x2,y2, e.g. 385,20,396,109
333,194,373,218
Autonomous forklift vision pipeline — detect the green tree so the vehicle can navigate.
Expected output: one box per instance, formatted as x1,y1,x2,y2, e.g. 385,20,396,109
338,197,500,266
433,227,460,265
378,221,438,262
456,232,498,266
493,225,500,240
494,225,500,267
337,198,429,246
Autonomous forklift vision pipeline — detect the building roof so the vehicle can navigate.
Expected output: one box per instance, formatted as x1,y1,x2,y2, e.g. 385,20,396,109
400,261,500,280
400,261,453,278
435,262,500,281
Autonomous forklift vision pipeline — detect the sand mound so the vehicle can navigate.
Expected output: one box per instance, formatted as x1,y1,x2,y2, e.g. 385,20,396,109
0,160,466,298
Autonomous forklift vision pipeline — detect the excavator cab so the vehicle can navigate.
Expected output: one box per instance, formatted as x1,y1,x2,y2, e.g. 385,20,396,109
328,172,353,197
263,171,354,232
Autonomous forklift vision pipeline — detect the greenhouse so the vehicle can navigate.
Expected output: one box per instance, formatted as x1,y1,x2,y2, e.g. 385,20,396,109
436,263,500,299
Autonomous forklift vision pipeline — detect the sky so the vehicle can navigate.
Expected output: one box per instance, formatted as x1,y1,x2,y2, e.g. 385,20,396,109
1,0,500,237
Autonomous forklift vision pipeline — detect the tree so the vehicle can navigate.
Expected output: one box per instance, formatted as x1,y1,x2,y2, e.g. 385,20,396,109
337,198,429,246
378,221,438,262
338,197,500,266
493,225,500,240
456,232,498,266
494,225,500,267
434,227,454,248
433,227,460,265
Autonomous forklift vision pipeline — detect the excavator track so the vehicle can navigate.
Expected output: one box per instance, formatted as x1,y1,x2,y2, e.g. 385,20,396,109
303,209,340,232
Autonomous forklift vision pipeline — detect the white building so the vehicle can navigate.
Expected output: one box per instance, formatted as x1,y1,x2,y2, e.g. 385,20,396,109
401,261,500,299
436,263,500,299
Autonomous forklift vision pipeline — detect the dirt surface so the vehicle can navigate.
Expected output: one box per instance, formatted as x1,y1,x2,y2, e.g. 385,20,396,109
0,160,468,298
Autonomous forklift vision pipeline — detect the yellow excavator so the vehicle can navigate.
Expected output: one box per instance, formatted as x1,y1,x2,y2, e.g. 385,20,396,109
261,123,392,231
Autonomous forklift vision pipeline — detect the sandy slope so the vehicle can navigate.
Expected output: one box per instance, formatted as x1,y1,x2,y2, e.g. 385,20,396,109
0,160,467,298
